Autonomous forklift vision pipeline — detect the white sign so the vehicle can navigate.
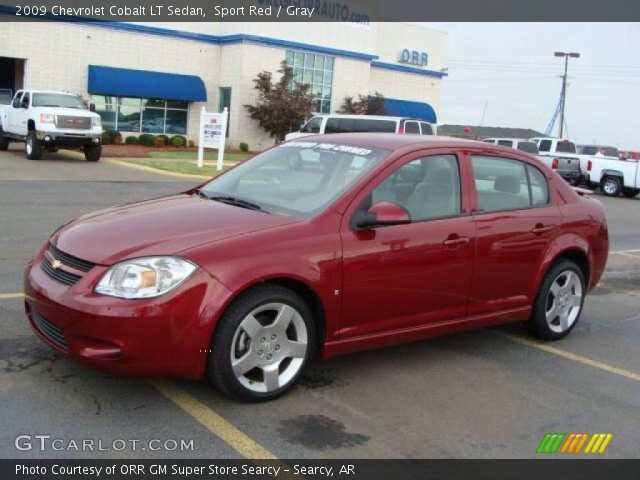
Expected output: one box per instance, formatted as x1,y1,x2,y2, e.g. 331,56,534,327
198,106,228,171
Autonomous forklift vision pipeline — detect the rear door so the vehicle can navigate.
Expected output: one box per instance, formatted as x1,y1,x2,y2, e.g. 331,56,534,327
467,152,560,316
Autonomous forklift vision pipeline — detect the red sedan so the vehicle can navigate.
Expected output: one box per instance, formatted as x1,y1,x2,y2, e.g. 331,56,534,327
24,134,609,401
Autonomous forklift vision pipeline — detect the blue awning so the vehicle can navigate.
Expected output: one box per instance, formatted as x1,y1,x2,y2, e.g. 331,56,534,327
381,98,437,123
88,65,207,102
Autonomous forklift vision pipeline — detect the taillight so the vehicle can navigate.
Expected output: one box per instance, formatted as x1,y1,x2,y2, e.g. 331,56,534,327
398,127,404,134
587,160,592,171
552,158,559,169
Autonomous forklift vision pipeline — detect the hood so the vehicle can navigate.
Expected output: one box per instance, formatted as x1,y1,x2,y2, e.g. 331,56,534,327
52,194,297,265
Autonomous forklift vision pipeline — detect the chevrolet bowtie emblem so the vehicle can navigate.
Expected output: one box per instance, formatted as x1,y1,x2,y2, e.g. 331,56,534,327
51,259,62,269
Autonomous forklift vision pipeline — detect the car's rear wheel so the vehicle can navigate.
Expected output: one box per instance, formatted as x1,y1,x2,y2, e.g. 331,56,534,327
84,144,102,162
208,285,315,402
25,131,42,160
601,176,622,197
524,260,585,340
0,131,9,151
622,188,639,198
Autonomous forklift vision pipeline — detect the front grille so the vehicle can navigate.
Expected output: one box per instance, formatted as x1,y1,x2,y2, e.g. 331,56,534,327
48,244,95,272
32,310,67,350
41,255,82,286
55,115,92,130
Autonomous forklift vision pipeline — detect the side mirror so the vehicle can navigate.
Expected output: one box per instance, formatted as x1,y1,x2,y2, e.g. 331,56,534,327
354,201,411,230
89,103,96,112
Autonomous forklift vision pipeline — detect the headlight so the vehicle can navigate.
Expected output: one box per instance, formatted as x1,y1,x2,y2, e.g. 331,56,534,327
95,257,197,299
92,117,101,128
40,114,55,124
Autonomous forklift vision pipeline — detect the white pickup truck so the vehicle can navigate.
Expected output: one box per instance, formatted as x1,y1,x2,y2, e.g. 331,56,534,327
586,156,640,198
529,137,583,185
0,89,103,161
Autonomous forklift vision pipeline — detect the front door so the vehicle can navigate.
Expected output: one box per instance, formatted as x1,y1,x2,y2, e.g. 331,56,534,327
339,151,476,338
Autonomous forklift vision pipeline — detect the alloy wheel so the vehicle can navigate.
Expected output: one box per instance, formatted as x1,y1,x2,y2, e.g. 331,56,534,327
545,270,583,333
603,179,618,195
230,302,308,393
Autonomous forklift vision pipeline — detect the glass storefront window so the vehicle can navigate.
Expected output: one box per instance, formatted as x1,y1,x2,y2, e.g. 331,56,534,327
92,95,189,134
286,50,335,114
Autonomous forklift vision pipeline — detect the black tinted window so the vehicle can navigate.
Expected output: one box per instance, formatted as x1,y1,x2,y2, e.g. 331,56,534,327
371,155,461,221
324,118,340,133
556,141,576,153
539,140,552,152
517,142,539,154
579,146,598,155
351,119,396,133
404,121,420,134
12,92,22,108
498,140,514,147
420,122,434,135
301,117,322,134
603,148,619,157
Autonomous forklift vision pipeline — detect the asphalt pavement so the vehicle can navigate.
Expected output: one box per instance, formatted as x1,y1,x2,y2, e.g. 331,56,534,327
1,146,639,460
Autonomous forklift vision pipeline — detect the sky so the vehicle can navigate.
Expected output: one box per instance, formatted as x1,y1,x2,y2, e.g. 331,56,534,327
420,23,640,150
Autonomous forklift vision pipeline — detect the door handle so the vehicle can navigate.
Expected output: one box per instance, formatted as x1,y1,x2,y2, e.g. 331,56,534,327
443,236,470,247
530,224,555,234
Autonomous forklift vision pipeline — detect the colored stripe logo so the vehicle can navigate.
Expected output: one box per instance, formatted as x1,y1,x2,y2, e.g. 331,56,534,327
537,433,613,454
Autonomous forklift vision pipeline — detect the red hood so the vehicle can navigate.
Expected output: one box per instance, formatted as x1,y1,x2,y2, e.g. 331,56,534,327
52,194,297,265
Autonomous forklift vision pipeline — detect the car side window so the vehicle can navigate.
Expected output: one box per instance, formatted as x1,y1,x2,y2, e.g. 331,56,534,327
301,117,322,133
20,92,30,108
12,92,23,108
471,155,531,213
370,154,461,221
526,164,550,205
420,122,434,135
404,121,420,134
498,140,514,147
539,139,552,152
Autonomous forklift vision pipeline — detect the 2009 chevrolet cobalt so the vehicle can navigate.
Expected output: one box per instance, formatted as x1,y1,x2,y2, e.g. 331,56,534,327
24,134,608,401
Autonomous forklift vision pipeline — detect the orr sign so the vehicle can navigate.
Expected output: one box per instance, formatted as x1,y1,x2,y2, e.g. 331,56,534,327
198,107,229,171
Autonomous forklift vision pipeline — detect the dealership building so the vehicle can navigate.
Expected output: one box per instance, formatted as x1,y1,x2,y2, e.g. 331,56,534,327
0,21,447,149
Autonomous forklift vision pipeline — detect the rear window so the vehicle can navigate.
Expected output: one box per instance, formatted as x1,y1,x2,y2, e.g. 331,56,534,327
404,121,420,134
603,147,619,157
556,141,576,153
517,142,539,154
538,139,552,152
420,122,434,135
579,146,598,155
325,118,396,134
498,140,514,147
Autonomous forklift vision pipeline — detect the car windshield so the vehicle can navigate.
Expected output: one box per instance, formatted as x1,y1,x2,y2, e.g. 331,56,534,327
32,93,86,109
199,141,390,219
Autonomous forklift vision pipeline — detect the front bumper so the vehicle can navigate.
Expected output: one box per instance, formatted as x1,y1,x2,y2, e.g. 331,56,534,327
23,252,232,379
36,130,101,147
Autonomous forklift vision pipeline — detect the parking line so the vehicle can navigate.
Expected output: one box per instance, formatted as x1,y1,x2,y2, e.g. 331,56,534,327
0,292,24,300
495,331,640,382
149,379,278,460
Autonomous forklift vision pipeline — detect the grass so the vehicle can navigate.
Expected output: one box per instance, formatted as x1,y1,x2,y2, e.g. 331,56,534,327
122,159,232,177
148,151,252,162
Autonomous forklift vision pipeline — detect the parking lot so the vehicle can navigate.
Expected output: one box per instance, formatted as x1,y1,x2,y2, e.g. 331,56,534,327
1,145,639,460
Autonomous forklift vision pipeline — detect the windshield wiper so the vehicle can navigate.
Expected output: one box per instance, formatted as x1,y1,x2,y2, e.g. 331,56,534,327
210,195,264,212
194,189,210,199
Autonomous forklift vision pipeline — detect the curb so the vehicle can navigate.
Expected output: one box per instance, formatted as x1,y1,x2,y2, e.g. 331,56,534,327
105,159,211,180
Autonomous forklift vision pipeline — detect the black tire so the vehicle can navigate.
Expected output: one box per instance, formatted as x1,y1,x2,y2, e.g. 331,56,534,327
207,284,316,402
84,144,102,162
524,260,585,341
622,188,639,198
0,132,8,151
568,177,581,187
601,176,622,197
25,131,42,160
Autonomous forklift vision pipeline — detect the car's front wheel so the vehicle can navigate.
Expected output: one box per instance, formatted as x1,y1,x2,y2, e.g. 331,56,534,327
0,130,9,151
524,260,585,340
84,144,102,162
208,285,315,402
25,131,42,160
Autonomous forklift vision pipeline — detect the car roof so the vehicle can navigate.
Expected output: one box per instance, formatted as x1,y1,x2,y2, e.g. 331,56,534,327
311,114,429,122
294,133,503,151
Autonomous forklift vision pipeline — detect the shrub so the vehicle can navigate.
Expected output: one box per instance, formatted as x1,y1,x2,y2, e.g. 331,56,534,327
153,137,165,148
113,132,123,145
138,134,156,146
124,135,139,145
169,135,187,147
188,140,195,148
101,132,112,145
156,135,169,146
239,142,249,152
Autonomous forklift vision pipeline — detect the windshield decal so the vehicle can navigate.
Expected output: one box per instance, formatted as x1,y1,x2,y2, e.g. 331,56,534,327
281,142,373,156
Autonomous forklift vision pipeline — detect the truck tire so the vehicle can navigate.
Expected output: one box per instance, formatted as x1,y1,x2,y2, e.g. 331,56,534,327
622,188,640,198
84,144,102,162
601,176,622,197
0,133,8,151
25,131,42,160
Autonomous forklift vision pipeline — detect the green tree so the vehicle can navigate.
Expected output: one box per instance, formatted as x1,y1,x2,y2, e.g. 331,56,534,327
244,61,314,144
337,91,386,115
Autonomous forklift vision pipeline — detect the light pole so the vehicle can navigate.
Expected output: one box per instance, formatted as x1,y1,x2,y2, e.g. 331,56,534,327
555,51,580,138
